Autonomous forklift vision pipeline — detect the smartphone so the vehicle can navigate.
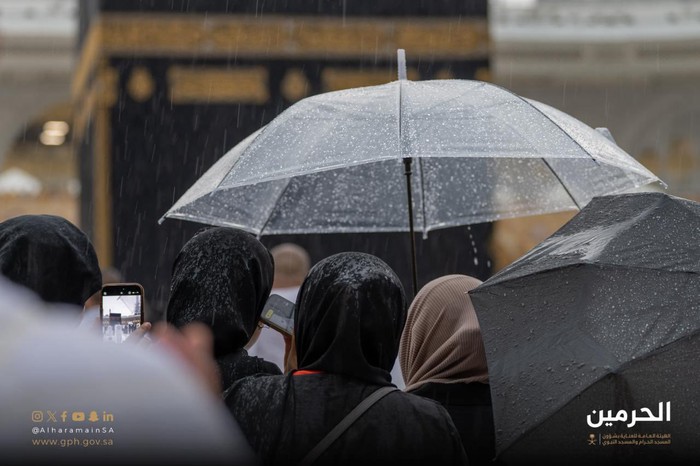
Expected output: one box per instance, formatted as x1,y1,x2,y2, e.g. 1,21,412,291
100,283,145,343
260,294,295,336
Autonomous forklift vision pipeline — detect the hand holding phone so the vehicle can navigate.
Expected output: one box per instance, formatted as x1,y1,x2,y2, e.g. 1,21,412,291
259,294,295,336
100,283,145,343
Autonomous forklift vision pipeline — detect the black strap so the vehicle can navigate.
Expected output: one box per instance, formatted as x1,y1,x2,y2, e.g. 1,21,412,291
299,386,399,466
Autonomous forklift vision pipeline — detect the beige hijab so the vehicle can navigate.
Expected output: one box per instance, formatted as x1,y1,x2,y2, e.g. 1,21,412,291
399,274,489,392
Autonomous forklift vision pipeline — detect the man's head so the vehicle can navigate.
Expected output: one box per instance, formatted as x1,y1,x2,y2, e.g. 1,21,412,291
270,243,310,289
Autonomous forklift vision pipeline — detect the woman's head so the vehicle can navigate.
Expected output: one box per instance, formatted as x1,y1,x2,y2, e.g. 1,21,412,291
0,215,101,307
399,274,488,392
166,227,274,358
294,252,406,385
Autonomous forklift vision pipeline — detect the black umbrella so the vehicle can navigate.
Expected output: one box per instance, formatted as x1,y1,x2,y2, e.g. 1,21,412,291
469,192,700,465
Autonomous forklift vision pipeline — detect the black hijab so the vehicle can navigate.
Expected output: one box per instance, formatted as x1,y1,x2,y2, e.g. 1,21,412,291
0,215,101,307
167,227,274,358
294,252,407,385
225,253,469,466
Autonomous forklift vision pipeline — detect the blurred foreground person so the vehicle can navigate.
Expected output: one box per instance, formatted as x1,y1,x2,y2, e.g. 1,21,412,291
167,227,281,392
0,214,101,311
400,275,495,465
226,252,468,465
247,242,311,369
0,274,256,466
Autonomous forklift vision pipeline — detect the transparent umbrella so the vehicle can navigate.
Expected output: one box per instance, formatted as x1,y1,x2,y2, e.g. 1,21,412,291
160,51,662,295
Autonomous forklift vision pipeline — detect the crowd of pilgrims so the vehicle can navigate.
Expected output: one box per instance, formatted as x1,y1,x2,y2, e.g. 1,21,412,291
0,214,496,465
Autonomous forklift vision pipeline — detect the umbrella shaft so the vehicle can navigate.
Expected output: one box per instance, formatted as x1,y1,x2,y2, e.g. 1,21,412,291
403,157,418,298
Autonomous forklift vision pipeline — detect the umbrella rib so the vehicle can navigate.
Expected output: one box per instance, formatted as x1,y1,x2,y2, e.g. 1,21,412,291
211,128,268,194
257,177,294,237
493,83,602,166
480,262,700,295
540,158,582,210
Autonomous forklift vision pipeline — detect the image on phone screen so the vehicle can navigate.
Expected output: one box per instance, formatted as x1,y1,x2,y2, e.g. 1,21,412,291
101,284,144,343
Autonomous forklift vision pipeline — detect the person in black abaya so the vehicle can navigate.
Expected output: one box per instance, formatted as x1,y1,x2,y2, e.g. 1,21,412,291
167,227,281,392
0,214,102,308
225,252,468,466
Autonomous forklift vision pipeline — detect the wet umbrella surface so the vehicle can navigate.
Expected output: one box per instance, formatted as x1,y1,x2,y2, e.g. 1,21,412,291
469,192,700,465
162,78,660,236
161,70,662,295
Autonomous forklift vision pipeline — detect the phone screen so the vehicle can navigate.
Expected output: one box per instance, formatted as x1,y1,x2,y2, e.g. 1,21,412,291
101,283,144,343
260,294,295,335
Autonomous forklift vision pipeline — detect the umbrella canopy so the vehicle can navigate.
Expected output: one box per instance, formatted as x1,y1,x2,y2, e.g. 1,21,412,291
469,192,700,465
161,79,660,236
161,68,663,296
